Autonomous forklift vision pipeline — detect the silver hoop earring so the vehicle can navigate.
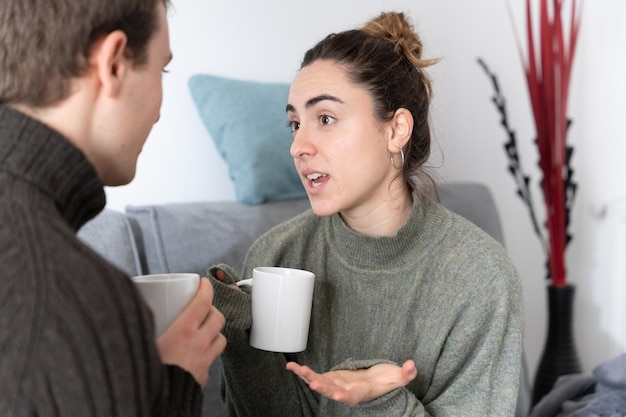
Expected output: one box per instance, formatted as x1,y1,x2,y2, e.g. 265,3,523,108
390,149,405,169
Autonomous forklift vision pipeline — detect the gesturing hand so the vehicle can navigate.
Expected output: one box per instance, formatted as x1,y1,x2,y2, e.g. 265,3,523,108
157,278,226,387
286,360,417,405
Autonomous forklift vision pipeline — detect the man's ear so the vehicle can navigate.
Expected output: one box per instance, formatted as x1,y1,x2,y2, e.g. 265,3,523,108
91,30,129,97
388,108,414,153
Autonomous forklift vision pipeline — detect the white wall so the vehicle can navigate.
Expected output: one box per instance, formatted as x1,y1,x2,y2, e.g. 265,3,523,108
106,0,626,381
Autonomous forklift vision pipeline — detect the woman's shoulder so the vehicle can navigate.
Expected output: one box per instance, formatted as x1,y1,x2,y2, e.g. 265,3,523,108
426,202,520,285
427,201,506,252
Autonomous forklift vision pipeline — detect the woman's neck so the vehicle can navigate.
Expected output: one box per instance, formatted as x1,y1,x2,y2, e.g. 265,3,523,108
340,188,413,237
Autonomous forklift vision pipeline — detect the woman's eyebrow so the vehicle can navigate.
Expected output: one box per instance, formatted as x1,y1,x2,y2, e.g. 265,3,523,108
286,94,344,114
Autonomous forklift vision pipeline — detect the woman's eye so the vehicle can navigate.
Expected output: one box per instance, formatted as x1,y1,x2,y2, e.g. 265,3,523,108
319,114,335,125
287,120,300,133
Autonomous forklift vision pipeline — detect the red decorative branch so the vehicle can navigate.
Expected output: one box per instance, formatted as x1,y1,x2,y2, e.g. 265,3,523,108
517,0,581,287
481,1,580,287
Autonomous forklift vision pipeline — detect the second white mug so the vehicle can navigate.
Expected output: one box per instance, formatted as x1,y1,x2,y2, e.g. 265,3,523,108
131,273,200,336
237,267,315,353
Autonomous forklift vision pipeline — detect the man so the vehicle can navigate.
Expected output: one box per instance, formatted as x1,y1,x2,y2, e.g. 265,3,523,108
0,1,226,415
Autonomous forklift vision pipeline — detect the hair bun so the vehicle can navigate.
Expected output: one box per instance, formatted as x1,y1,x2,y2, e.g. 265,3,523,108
361,11,436,71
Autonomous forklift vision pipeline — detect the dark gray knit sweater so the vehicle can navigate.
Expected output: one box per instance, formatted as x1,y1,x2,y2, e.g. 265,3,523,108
0,106,202,416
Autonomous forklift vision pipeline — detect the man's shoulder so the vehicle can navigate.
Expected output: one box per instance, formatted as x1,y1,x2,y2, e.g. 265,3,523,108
0,199,131,305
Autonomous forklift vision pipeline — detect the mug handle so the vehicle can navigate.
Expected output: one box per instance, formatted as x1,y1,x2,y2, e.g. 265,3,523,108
236,278,253,287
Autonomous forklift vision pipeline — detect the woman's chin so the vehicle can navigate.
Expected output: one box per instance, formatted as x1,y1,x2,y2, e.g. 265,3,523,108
309,195,335,217
309,200,339,218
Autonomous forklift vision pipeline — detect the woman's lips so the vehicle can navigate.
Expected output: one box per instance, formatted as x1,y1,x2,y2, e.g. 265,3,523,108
306,172,329,188
302,171,330,193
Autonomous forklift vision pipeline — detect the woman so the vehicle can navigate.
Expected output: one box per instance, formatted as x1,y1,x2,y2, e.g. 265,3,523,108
209,11,523,416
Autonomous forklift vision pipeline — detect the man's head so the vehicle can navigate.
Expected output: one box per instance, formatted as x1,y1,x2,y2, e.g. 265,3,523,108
0,0,172,186
0,0,169,107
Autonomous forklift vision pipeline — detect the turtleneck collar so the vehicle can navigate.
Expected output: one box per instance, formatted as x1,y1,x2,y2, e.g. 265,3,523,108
325,194,447,271
0,105,106,231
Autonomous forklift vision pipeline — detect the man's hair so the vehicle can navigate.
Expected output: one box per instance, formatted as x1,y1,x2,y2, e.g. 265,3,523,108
0,0,170,107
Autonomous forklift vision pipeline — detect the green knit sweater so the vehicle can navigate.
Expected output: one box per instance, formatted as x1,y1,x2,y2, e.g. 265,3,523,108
209,195,523,416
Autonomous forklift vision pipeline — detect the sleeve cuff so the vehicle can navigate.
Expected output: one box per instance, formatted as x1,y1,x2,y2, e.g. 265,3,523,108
206,263,253,334
159,364,203,417
331,358,397,371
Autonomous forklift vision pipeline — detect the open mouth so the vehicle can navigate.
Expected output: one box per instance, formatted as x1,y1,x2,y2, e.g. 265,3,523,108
306,172,328,188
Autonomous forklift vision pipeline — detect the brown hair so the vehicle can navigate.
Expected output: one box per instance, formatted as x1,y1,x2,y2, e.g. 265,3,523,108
0,0,170,107
300,11,439,199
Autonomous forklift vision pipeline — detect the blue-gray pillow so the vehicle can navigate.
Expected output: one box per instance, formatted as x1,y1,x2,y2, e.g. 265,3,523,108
188,74,306,205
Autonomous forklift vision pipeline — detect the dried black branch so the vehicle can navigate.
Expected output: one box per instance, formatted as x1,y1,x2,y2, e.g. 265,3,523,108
564,128,577,244
477,58,548,257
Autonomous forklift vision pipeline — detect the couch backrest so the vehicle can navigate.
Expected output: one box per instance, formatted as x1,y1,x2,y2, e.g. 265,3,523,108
125,198,312,276
121,182,507,278
77,183,506,278
77,208,142,276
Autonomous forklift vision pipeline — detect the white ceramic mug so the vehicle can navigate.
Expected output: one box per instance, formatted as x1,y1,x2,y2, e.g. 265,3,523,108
237,267,315,353
131,273,200,336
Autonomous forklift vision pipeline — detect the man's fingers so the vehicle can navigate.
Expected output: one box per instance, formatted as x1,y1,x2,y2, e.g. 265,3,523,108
198,277,215,304
177,278,214,327
201,306,226,354
204,306,225,332
205,327,226,365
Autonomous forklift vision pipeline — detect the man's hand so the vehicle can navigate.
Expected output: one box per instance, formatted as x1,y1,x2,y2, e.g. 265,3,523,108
157,278,226,387
286,360,417,405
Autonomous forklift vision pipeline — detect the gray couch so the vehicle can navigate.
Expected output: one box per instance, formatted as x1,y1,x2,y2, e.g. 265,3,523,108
77,182,530,417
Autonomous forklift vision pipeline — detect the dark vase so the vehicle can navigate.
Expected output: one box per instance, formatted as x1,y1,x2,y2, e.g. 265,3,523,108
531,284,582,406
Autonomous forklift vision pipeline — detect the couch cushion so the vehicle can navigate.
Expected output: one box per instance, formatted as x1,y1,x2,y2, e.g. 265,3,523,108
125,199,312,277
77,209,142,277
188,74,307,205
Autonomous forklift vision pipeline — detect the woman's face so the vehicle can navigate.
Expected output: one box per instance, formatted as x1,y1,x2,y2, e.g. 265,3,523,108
287,60,399,218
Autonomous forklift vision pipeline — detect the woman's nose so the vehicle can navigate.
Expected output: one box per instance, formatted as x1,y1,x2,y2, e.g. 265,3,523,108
290,127,315,159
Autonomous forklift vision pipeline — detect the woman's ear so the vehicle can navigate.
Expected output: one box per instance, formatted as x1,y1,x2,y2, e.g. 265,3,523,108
388,108,414,152
90,30,129,97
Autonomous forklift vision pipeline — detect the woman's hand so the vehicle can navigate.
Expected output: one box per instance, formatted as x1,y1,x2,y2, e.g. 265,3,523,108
157,278,226,387
215,268,241,291
286,359,417,405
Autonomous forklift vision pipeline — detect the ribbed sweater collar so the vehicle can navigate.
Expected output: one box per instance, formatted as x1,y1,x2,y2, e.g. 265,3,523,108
326,195,445,271
0,105,105,231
